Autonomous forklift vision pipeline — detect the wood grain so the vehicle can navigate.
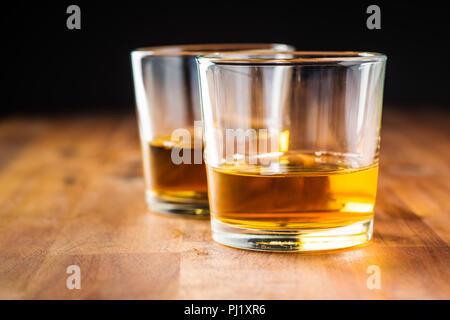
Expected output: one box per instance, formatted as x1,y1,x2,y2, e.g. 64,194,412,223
0,108,449,299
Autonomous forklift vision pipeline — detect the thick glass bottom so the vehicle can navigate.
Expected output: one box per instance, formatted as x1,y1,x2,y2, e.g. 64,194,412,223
146,190,209,217
211,217,373,252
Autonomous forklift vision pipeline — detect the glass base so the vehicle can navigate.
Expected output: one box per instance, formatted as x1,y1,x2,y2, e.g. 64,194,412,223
211,218,373,252
146,191,209,217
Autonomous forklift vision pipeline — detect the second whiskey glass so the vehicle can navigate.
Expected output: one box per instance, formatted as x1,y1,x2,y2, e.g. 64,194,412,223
131,44,293,216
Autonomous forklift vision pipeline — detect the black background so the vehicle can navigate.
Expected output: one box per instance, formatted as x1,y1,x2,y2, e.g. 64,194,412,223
2,1,449,115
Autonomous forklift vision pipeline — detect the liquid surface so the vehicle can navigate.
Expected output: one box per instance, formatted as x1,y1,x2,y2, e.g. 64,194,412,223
207,153,378,230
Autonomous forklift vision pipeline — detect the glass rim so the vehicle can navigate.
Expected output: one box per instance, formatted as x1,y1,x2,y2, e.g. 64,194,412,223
131,43,294,57
196,51,387,65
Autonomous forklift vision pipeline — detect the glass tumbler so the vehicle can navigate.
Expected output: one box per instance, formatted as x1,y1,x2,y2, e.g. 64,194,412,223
131,44,294,216
197,51,386,251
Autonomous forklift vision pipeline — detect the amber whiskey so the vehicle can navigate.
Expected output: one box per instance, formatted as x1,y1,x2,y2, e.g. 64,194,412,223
145,134,208,215
207,153,378,230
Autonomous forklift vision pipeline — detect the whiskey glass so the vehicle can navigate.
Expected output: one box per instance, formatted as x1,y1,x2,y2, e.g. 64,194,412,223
197,51,386,251
131,44,294,216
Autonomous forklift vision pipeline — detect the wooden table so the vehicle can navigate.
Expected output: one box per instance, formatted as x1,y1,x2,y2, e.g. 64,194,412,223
0,107,449,300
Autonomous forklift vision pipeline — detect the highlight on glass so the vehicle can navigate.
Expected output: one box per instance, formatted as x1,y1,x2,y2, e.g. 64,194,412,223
131,44,294,217
197,51,387,251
